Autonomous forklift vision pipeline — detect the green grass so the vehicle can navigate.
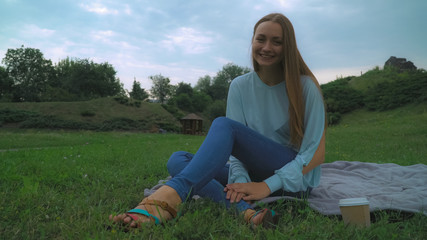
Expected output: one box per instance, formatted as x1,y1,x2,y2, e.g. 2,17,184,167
1,103,426,239
326,103,427,165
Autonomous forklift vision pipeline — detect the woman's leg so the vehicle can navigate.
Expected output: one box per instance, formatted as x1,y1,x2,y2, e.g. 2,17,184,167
167,151,251,212
165,117,297,203
110,117,295,227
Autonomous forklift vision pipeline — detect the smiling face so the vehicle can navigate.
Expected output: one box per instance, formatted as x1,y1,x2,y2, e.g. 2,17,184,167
252,21,284,70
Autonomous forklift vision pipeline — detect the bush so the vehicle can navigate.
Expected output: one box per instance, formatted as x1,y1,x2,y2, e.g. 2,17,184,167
80,110,96,117
327,112,342,125
204,100,226,121
114,96,129,104
158,122,181,132
0,109,40,123
113,96,141,108
321,77,364,126
321,77,364,114
100,117,141,131
162,104,184,120
364,70,427,111
20,115,97,130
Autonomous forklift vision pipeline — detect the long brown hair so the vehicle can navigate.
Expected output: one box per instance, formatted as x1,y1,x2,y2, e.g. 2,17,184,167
252,13,324,149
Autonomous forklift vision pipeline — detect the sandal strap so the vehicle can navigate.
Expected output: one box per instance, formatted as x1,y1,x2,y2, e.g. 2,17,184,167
140,199,178,218
127,209,160,224
244,209,257,223
245,208,278,228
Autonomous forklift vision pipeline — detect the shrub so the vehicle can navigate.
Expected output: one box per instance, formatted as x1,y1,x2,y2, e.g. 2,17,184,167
327,112,342,125
20,115,97,130
321,77,364,125
0,109,40,123
113,96,129,105
158,122,181,132
114,96,142,108
162,104,184,120
321,77,364,114
204,100,226,121
100,117,142,131
364,70,427,111
80,110,96,117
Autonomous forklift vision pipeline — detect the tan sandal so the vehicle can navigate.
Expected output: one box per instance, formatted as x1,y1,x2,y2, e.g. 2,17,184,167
244,208,279,229
126,199,178,225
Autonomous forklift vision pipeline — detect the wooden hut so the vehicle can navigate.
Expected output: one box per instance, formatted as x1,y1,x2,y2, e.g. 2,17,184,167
180,113,203,135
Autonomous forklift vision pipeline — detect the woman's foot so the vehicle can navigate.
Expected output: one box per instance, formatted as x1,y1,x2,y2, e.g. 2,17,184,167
244,208,279,229
109,185,181,228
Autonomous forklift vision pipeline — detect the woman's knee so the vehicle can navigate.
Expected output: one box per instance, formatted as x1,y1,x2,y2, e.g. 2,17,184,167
211,116,232,129
167,151,194,176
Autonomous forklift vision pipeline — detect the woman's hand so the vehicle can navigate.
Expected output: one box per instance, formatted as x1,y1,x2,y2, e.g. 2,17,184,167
224,182,271,202
224,187,246,203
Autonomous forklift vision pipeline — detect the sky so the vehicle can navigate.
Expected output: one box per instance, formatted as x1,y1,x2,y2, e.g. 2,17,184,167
1,0,426,91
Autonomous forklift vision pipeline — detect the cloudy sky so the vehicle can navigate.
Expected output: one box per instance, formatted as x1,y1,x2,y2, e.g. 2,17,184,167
1,0,426,91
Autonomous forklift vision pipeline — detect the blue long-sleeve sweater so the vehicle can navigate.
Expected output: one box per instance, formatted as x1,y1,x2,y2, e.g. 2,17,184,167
226,71,325,193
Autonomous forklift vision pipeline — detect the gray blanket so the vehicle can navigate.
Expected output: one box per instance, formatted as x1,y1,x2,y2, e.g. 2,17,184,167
144,161,427,216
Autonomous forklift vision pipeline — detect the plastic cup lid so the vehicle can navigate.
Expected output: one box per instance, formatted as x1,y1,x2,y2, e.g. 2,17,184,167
339,197,369,206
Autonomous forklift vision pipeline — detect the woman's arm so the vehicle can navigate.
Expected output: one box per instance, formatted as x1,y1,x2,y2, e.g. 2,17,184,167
264,76,326,193
302,130,325,175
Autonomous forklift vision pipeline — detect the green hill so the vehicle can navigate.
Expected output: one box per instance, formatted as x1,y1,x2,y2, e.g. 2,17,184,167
321,67,427,124
0,97,181,132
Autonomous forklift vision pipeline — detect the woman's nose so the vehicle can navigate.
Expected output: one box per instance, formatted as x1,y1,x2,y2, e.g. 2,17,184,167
262,41,272,51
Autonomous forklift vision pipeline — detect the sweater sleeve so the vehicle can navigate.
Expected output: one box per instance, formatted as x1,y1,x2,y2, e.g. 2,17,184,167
226,79,251,184
264,77,325,193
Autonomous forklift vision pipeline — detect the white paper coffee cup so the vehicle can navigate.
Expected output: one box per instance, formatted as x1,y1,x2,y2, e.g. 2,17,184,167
339,198,370,227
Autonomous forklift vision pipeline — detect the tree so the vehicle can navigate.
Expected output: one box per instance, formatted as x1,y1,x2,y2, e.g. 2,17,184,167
55,57,123,100
150,74,172,104
192,91,212,112
210,63,250,100
175,93,193,112
175,82,193,97
194,75,212,95
0,66,13,101
204,100,226,121
2,45,55,101
129,78,149,101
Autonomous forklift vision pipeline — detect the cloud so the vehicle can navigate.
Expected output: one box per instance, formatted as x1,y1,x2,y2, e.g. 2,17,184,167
124,4,132,15
215,57,235,66
79,2,118,15
21,24,55,38
256,0,301,11
107,53,216,90
161,27,214,54
90,30,140,50
91,30,115,40
313,65,374,84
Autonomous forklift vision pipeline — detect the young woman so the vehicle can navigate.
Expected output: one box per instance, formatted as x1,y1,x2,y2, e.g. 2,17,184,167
109,13,326,228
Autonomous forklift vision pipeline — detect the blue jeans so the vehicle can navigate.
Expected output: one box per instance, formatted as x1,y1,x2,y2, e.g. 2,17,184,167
165,117,298,212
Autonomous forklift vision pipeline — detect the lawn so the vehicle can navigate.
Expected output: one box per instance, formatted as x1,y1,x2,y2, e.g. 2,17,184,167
0,103,426,239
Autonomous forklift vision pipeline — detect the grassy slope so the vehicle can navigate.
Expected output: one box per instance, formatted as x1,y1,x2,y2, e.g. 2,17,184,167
0,97,180,131
326,102,427,165
0,103,426,239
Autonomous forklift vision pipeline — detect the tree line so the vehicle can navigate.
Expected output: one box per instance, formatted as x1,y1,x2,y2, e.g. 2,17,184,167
0,46,250,120
2,46,425,125
0,46,124,102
